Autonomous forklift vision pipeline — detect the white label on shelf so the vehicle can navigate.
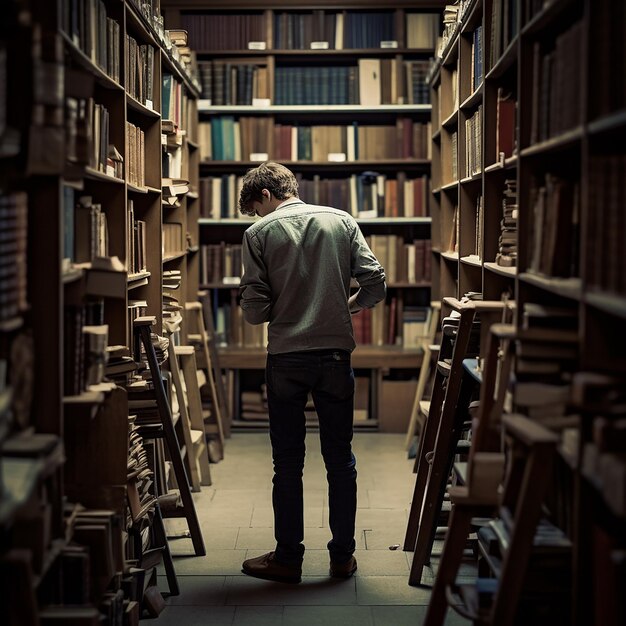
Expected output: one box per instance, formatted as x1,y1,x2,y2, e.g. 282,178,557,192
250,152,269,162
311,41,329,49
380,40,399,48
328,152,346,162
145,99,154,110
252,98,271,107
198,99,212,109
106,164,115,178
223,276,241,285
161,134,167,145
248,41,267,50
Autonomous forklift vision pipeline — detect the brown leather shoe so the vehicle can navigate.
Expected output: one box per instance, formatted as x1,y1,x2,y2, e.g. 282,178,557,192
242,551,302,584
329,556,357,578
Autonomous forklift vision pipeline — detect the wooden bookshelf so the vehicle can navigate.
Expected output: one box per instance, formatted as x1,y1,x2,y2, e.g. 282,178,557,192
427,1,626,623
162,0,445,429
0,0,203,620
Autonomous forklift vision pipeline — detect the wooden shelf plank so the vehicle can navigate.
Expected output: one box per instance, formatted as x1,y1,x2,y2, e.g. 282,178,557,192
522,0,578,37
484,262,517,278
485,35,519,81
585,290,626,319
217,345,423,369
520,126,583,157
196,47,435,57
198,104,432,114
0,316,24,332
460,255,482,267
519,272,582,300
441,251,459,262
200,159,432,171
459,82,483,110
588,109,626,136
84,167,124,185
198,217,431,226
163,252,187,263
126,93,160,118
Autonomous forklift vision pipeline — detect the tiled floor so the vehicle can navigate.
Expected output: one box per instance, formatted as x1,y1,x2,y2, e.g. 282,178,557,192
158,432,470,625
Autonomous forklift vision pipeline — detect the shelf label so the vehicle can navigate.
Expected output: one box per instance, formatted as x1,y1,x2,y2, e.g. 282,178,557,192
311,41,329,50
248,41,267,50
250,152,269,162
223,276,241,285
145,99,154,110
380,40,399,48
328,152,346,162
161,134,167,145
252,98,271,107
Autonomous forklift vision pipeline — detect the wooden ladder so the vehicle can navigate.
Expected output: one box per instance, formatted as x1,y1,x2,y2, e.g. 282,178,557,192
186,300,226,459
167,336,212,491
133,317,205,556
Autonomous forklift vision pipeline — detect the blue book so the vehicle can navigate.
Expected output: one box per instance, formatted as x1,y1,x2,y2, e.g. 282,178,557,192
162,73,172,119
211,117,223,160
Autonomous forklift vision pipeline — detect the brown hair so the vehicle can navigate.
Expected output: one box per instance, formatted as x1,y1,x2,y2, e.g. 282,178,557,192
238,161,299,216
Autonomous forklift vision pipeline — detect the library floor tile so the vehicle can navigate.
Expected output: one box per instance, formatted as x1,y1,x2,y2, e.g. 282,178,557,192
251,506,324,528
282,605,374,626
356,508,408,527
371,605,471,626
360,525,409,550
156,606,235,626
197,505,255,527
233,605,285,625
210,488,273,507
169,550,249,575
226,576,357,606
366,489,412,509
355,576,431,605
166,575,228,606
235,526,276,550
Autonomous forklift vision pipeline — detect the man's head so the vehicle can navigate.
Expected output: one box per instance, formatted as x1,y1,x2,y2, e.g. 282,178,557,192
238,161,299,217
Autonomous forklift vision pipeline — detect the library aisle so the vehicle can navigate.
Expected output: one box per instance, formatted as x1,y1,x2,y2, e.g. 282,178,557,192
158,432,470,626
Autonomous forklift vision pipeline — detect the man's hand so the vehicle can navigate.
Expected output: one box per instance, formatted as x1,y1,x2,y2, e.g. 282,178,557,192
348,293,362,315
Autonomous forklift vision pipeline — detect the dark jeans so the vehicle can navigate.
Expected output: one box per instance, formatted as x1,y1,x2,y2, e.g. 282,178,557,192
266,349,357,566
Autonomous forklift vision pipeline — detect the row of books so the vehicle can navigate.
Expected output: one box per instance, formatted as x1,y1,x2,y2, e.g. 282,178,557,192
182,11,440,51
0,192,27,323
182,13,266,52
61,0,121,83
495,89,516,161
200,243,243,285
127,200,147,276
472,195,484,259
162,73,185,126
471,26,483,92
125,36,154,108
63,301,105,396
528,173,580,279
65,97,123,178
74,195,109,263
353,302,432,348
587,155,626,296
495,179,518,267
465,105,482,178
590,0,626,118
530,21,582,145
366,235,432,285
198,62,270,106
199,118,432,162
125,121,145,188
489,0,519,71
163,222,184,258
273,60,431,106
200,173,430,220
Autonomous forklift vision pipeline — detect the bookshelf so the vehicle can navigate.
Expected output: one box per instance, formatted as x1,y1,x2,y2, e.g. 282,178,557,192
428,0,626,623
161,0,446,430
1,0,203,621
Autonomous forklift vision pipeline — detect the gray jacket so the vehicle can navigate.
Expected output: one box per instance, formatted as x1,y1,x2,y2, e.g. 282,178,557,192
240,200,386,354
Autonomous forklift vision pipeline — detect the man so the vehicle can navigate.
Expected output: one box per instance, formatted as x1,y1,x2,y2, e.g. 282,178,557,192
238,162,386,584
